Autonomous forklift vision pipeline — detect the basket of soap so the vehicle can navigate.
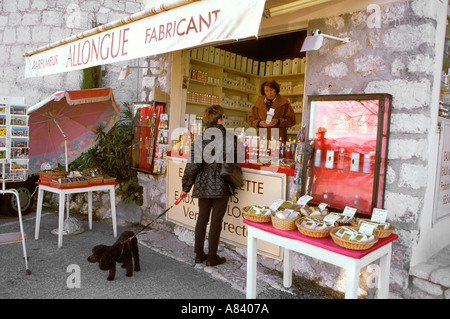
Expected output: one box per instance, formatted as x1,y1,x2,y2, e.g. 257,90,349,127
38,170,69,182
83,168,103,184
271,210,300,231
242,205,272,223
50,176,89,188
103,176,116,183
296,216,335,238
298,205,329,218
325,212,354,226
330,226,378,250
350,218,395,238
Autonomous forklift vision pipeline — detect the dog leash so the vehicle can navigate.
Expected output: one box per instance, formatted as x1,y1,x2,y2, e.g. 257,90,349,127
128,193,187,240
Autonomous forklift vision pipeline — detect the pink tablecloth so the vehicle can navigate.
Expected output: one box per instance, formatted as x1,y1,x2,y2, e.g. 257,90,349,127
243,219,398,259
36,181,117,189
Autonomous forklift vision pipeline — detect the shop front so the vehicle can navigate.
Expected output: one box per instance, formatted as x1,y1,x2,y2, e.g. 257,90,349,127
152,0,450,298
23,0,450,298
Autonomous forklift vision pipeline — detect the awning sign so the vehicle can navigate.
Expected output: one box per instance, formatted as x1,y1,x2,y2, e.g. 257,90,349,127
24,0,265,78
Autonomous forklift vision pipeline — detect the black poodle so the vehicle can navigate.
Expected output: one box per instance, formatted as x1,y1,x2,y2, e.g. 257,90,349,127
88,230,141,281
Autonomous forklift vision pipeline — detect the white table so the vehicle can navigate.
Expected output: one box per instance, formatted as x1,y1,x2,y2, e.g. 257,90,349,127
35,182,118,248
244,219,398,299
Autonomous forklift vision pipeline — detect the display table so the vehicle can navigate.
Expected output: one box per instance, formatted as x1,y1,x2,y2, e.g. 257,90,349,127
243,219,398,299
35,182,118,248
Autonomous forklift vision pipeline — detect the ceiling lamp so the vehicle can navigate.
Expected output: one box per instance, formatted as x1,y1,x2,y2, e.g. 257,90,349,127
300,29,350,52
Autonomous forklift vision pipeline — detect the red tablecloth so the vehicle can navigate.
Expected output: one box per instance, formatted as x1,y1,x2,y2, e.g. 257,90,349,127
243,219,398,259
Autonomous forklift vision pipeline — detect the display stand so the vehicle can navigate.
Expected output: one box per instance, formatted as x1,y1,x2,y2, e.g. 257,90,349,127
0,100,31,275
130,101,168,174
244,219,398,299
303,94,392,216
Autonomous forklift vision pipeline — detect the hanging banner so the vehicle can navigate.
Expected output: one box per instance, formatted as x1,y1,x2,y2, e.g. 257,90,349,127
24,0,265,78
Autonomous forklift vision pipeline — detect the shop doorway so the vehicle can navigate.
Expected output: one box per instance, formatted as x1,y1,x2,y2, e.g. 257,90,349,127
184,30,307,138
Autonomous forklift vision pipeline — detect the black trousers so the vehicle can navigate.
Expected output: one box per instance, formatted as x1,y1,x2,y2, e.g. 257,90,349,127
195,197,229,257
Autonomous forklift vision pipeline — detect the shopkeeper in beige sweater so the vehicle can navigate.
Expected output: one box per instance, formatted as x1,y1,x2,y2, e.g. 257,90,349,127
248,79,296,142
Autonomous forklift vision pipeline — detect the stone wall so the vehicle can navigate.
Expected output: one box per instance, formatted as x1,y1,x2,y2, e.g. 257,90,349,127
0,0,143,107
300,0,442,297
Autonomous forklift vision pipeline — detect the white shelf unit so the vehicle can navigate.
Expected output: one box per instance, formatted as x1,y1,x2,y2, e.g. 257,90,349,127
0,96,31,275
186,47,305,132
0,102,30,182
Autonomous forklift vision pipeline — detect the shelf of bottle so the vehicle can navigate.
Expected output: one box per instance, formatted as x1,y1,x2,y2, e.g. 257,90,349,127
187,101,250,113
222,84,257,95
312,165,376,175
261,72,305,78
189,78,221,87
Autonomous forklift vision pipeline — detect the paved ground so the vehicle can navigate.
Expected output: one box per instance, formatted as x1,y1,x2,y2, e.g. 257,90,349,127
0,204,343,305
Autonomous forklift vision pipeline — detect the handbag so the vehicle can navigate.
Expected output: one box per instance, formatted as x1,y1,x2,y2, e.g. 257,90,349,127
220,162,244,188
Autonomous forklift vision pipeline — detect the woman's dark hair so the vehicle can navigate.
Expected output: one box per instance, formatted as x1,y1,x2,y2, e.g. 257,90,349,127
203,104,224,128
260,79,280,96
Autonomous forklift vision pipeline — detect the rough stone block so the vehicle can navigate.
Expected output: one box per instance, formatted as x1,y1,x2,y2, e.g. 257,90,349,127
8,13,22,26
31,26,50,43
31,0,48,11
430,267,450,288
323,62,349,79
383,23,435,52
354,55,385,77
3,27,17,44
411,0,439,20
384,192,420,223
388,138,427,160
399,163,428,189
17,0,31,11
407,54,434,75
0,16,8,28
15,27,31,45
3,0,18,13
391,57,405,77
409,263,440,280
43,11,64,27
365,79,431,110
389,114,430,134
22,13,41,26
412,277,443,297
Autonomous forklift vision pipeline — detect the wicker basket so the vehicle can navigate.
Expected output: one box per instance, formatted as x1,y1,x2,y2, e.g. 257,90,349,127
38,170,68,182
87,176,103,184
295,217,333,238
271,213,299,231
242,206,271,223
330,226,379,250
103,177,116,183
242,206,272,223
50,180,89,188
350,218,395,238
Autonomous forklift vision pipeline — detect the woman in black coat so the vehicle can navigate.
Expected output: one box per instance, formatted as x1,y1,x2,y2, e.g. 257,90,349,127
181,105,241,266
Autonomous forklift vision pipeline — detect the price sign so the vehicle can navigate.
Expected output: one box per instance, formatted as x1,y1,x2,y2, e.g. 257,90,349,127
342,206,357,218
371,208,387,223
297,195,313,206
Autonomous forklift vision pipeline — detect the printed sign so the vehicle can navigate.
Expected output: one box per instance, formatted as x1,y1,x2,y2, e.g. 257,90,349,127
167,158,286,259
24,0,265,78
434,120,450,222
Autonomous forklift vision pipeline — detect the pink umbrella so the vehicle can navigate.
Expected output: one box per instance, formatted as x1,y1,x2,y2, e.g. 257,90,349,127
28,88,120,173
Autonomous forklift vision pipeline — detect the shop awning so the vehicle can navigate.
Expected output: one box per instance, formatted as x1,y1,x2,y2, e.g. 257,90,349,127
24,0,266,78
